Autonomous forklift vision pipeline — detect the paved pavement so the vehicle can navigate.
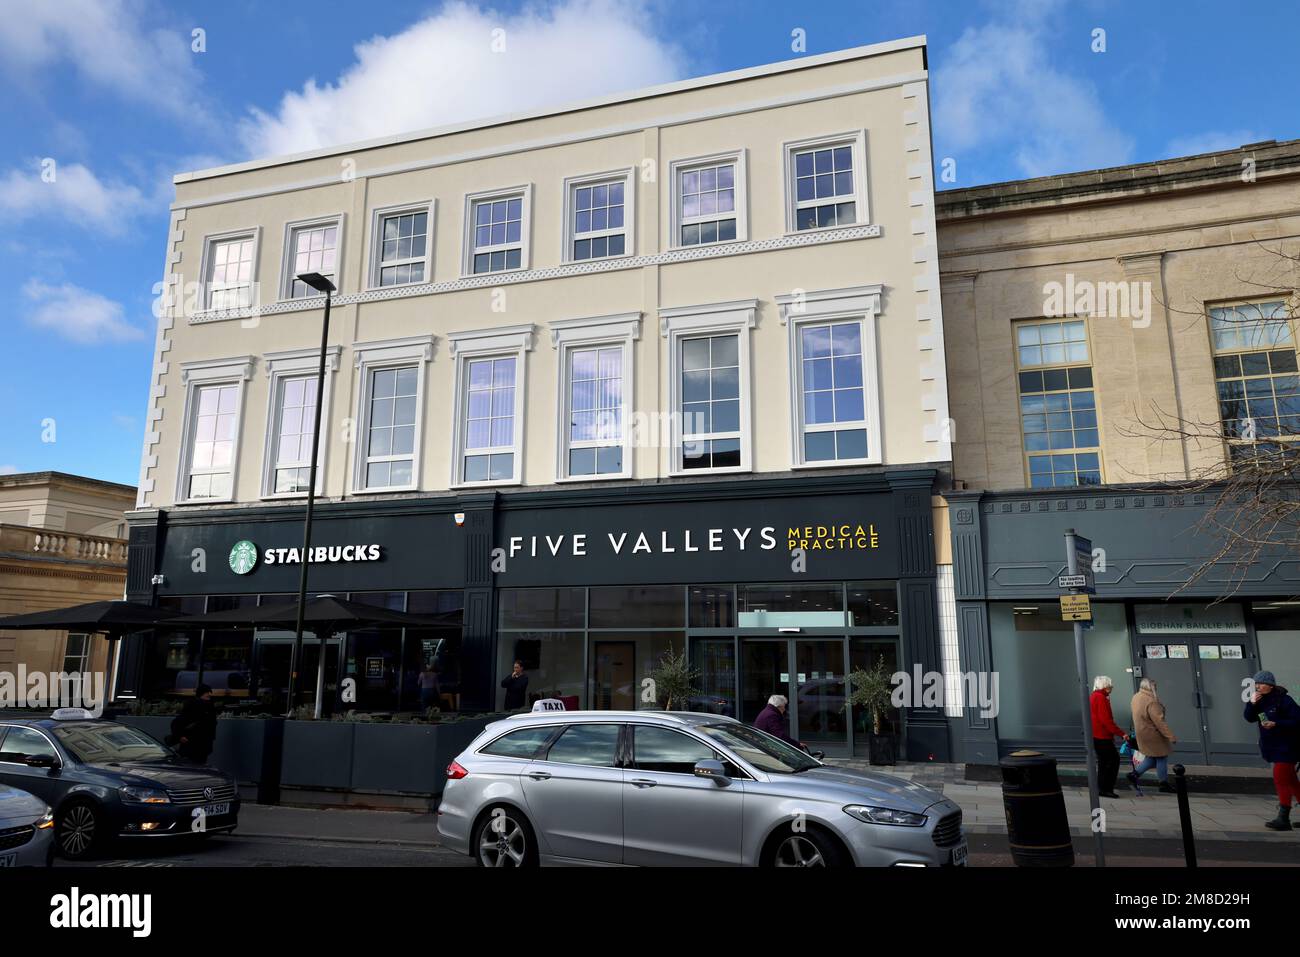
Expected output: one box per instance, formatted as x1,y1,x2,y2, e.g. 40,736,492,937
827,760,1300,843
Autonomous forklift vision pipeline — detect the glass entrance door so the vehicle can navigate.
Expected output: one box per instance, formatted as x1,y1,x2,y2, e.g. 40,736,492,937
739,638,850,755
740,641,789,727
1140,637,1259,766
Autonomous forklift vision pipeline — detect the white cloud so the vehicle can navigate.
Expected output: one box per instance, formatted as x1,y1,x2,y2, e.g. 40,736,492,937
0,0,207,122
23,280,145,345
1164,130,1262,159
933,2,1133,179
239,0,684,158
0,161,148,233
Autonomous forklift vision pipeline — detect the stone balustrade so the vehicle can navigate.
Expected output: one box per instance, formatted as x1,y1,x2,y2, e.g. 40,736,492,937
0,524,128,565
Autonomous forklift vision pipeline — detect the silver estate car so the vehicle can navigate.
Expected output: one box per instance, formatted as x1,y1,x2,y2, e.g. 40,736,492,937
436,710,966,867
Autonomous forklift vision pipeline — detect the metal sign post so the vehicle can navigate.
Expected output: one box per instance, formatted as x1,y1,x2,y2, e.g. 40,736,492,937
1064,528,1105,867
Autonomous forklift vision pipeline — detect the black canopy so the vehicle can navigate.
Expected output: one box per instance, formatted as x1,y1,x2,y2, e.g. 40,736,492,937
167,593,459,633
0,600,184,637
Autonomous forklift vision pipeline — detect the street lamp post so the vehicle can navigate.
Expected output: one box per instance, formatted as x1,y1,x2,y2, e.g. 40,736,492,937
285,272,335,716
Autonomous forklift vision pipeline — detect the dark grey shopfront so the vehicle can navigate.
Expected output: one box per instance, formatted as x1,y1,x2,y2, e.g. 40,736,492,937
947,485,1300,767
119,470,951,761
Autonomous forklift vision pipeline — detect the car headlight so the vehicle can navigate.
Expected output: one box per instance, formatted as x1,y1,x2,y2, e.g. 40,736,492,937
119,786,171,805
36,808,54,830
844,804,927,827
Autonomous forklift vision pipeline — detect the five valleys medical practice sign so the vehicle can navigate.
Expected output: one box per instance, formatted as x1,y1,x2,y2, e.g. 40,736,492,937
493,511,893,586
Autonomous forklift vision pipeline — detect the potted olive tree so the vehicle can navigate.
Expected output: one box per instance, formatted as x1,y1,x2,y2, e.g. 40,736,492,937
846,658,897,765
648,645,701,711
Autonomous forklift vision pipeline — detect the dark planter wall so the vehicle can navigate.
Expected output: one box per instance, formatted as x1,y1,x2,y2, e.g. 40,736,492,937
281,721,356,789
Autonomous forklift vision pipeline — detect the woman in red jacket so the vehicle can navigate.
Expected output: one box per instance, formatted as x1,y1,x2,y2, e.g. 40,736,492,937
1091,676,1131,798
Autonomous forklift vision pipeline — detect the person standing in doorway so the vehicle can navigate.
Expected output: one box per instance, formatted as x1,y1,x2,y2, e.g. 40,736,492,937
1243,670,1300,831
1128,677,1177,793
500,660,529,711
1090,676,1130,798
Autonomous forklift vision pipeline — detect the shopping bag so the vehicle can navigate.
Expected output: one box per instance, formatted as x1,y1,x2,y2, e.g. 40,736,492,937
1130,748,1145,767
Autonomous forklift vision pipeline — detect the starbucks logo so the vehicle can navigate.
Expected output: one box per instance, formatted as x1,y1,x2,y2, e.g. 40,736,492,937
229,540,258,575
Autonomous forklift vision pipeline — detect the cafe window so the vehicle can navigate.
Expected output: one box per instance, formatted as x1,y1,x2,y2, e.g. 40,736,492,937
140,596,205,701
61,633,92,676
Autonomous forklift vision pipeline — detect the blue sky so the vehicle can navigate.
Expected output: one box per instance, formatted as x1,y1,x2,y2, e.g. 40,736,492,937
1,0,1295,487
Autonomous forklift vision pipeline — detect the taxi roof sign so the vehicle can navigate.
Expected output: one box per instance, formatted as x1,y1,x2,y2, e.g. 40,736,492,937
50,707,95,721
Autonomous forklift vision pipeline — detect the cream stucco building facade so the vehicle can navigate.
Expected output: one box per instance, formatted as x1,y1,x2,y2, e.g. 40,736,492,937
121,38,955,761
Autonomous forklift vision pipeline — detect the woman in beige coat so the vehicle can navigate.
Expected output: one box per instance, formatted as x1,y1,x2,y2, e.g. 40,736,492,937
1128,678,1178,793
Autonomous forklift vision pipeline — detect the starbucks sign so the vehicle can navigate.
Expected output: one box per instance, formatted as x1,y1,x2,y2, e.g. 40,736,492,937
229,540,259,575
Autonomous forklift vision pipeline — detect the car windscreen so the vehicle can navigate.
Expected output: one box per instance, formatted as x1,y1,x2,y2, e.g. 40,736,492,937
696,723,821,774
52,723,173,763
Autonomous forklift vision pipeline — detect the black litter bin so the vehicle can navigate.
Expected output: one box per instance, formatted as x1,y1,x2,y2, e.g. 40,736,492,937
999,749,1073,867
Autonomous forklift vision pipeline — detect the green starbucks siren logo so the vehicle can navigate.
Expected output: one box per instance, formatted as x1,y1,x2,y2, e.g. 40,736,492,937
229,540,259,575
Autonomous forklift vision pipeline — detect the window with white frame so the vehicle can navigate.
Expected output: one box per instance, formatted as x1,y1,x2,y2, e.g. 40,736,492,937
662,301,755,474
362,366,419,490
184,382,240,500
352,337,432,493
262,346,339,498
565,346,624,476
565,171,632,262
551,313,638,481
797,321,869,462
670,152,747,248
270,376,319,494
467,189,528,274
680,334,741,469
450,325,532,485
463,357,518,482
373,205,431,286
284,218,340,298
778,285,882,468
784,131,868,233
205,233,257,310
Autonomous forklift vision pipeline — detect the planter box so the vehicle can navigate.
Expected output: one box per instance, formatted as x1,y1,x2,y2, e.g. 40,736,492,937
212,719,267,784
281,721,355,789
351,717,494,796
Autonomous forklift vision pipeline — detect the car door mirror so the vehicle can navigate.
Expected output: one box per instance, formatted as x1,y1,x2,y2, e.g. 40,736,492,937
810,750,826,761
693,759,730,784
24,755,58,770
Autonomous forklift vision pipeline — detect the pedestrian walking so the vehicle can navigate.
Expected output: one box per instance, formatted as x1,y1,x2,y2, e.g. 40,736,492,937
168,683,218,764
1243,670,1300,831
1090,676,1130,798
753,694,805,751
1128,677,1177,794
500,659,529,710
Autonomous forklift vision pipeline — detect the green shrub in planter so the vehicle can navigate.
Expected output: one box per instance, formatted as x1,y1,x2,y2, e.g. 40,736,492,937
846,659,897,766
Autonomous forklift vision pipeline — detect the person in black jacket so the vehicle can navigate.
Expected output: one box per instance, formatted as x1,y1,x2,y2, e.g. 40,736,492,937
1243,670,1300,831
500,660,529,711
169,684,218,764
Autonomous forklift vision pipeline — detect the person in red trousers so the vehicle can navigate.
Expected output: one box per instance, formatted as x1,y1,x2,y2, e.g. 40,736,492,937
1090,676,1130,798
1244,670,1300,831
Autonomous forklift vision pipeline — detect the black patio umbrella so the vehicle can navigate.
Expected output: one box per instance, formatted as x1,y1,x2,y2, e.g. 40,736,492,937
0,600,185,637
169,594,459,718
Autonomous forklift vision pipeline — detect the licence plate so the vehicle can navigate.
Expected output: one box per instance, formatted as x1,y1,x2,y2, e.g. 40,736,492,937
951,841,968,867
203,803,230,817
0,853,16,867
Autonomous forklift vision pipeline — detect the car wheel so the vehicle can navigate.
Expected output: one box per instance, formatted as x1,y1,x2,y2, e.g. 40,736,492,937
56,801,103,860
769,826,846,868
473,807,538,868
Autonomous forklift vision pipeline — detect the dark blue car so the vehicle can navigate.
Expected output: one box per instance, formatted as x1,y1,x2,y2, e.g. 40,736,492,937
0,711,239,859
